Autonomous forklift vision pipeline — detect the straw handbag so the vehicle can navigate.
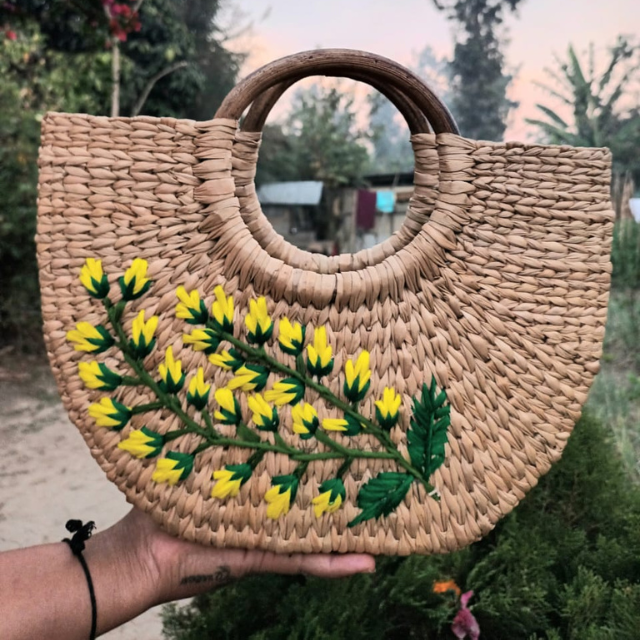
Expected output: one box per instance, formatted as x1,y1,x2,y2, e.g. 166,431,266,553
37,49,613,555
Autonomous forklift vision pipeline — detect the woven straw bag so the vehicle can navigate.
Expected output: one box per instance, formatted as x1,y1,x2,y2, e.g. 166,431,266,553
37,50,613,555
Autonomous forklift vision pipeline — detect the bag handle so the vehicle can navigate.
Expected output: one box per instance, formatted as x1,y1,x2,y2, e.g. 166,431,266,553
216,49,459,135
241,71,431,134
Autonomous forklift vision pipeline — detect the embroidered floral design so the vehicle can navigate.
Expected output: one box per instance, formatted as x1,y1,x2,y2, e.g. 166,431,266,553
247,394,279,432
119,258,151,301
118,427,164,459
69,258,451,527
210,285,233,334
175,286,208,325
208,349,243,371
214,388,241,425
151,451,194,485
291,402,319,439
306,326,333,379
312,478,345,517
158,347,185,394
88,397,132,430
80,258,110,299
245,297,273,345
278,318,305,356
186,368,210,410
78,361,122,391
211,464,252,499
375,387,402,431
265,475,298,519
67,322,114,353
264,378,305,406
129,310,158,359
227,364,269,393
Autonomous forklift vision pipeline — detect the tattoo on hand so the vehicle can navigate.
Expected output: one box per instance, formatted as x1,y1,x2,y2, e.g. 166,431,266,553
180,565,231,587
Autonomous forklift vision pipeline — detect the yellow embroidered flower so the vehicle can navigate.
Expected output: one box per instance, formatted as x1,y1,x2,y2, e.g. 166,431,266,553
312,478,346,517
67,322,114,353
278,318,305,356
117,427,164,459
264,475,299,519
343,351,372,403
214,388,241,425
227,364,269,393
129,310,158,359
211,285,234,334
208,349,244,371
151,452,194,486
264,378,305,406
80,258,109,299
119,258,151,301
321,415,363,436
78,361,122,391
186,368,210,410
245,297,273,345
183,328,220,354
158,346,185,394
375,387,402,430
88,397,132,431
247,393,279,432
291,402,319,440
306,326,333,378
175,286,208,325
211,464,252,499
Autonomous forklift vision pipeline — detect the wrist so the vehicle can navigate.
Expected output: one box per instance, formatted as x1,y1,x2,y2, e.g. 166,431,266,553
83,510,162,631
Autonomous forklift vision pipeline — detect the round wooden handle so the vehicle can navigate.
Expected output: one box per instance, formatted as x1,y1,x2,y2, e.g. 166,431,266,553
242,71,431,135
216,49,459,135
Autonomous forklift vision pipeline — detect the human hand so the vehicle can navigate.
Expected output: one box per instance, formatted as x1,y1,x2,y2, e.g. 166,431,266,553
112,507,376,605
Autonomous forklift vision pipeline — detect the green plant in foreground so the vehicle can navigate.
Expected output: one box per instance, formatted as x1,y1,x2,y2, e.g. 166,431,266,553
161,413,640,640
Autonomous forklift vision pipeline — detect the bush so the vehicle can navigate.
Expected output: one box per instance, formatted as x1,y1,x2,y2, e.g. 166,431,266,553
611,220,640,290
161,414,640,640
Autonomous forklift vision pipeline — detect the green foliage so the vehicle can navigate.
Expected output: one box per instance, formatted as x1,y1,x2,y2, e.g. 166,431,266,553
407,377,451,475
611,219,640,290
527,37,640,181
434,0,522,140
278,84,372,188
162,413,640,639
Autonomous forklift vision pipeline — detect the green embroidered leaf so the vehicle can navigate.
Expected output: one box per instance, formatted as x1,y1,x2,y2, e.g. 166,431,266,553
348,472,413,527
407,376,451,477
237,422,261,443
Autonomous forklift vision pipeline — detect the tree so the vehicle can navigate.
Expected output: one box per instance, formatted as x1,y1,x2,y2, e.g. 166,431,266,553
369,46,452,174
526,37,640,181
282,84,372,188
433,0,523,140
0,0,244,118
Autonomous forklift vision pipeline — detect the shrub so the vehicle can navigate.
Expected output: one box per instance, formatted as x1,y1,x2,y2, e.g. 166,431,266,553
162,414,640,639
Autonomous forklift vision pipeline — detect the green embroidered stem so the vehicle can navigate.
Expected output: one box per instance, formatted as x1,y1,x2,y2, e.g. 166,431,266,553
216,327,433,490
130,402,164,414
103,297,431,491
295,353,306,377
121,375,143,386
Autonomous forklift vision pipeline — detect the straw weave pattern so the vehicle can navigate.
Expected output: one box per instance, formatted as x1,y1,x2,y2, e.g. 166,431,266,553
37,112,613,555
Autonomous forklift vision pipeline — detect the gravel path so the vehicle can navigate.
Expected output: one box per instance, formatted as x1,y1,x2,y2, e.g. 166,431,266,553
0,364,168,639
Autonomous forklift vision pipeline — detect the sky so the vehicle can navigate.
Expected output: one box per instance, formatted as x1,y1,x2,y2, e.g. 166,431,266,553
223,0,639,140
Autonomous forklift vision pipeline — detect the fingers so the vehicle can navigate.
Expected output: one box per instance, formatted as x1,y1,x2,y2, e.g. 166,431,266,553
244,551,376,578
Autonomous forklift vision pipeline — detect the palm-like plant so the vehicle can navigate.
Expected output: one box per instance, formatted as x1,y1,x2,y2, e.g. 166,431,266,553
527,37,640,178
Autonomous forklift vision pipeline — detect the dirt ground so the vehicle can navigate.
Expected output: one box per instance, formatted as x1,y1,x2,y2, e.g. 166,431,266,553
0,361,168,639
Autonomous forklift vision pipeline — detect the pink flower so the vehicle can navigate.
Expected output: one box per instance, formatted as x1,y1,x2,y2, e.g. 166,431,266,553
5,29,16,40
451,591,480,640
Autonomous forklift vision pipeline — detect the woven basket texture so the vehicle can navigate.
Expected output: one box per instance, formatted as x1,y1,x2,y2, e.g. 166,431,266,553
37,112,613,555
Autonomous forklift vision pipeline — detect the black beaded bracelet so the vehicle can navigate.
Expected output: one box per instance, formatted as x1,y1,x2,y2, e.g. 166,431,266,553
63,519,97,640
